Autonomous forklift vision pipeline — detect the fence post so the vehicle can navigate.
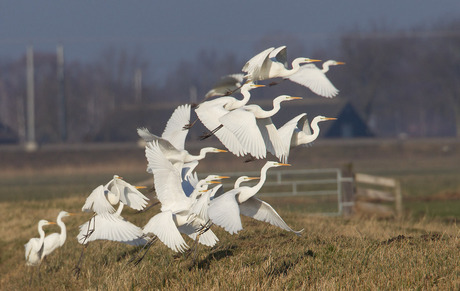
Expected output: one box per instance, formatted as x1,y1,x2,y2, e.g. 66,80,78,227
341,163,355,216
395,180,403,218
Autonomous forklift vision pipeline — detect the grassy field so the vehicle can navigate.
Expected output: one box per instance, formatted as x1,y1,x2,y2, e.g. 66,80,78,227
0,138,459,289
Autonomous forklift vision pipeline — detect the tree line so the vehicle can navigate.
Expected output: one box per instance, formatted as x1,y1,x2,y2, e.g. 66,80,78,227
0,19,459,144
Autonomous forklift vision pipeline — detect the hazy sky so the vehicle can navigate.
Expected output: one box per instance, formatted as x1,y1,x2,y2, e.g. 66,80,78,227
1,0,459,78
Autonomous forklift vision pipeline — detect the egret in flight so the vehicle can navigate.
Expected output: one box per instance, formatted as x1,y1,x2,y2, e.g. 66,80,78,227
278,114,337,163
208,161,302,235
204,73,245,99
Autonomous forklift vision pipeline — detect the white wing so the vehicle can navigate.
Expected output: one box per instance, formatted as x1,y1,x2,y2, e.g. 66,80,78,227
239,197,303,236
277,113,307,163
24,238,43,266
143,211,188,253
219,108,266,159
208,188,242,235
205,73,244,98
137,127,179,153
287,64,339,98
82,185,115,216
256,117,286,162
268,45,288,67
162,104,191,150
145,141,191,212
242,47,274,80
42,233,61,257
77,214,145,245
195,98,247,157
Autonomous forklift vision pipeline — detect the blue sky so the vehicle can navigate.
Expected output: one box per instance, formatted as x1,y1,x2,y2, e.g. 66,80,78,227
1,0,459,77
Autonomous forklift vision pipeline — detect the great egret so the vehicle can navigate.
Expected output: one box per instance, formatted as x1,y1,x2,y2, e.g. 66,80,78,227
196,81,265,156
219,95,302,160
242,46,321,81
24,220,56,266
277,114,337,163
208,161,303,235
142,140,222,253
204,73,245,99
42,211,76,258
286,60,345,98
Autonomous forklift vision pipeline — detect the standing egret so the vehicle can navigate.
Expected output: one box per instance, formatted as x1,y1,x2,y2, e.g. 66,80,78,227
286,60,345,98
42,211,76,258
219,95,302,160
208,161,302,235
196,81,265,156
277,114,337,163
24,220,56,266
242,46,321,81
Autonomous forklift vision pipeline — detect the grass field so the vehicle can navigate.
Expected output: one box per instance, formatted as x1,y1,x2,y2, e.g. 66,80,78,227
0,138,459,289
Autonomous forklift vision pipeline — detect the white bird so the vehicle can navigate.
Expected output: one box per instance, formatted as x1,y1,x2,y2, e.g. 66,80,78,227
277,114,337,163
219,95,302,160
138,104,227,178
204,73,245,99
208,161,302,236
286,60,345,98
143,140,222,253
42,211,76,258
242,46,320,81
24,220,56,266
196,81,265,157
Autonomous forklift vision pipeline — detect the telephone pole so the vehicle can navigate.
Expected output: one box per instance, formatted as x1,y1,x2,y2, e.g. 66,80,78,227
25,45,37,151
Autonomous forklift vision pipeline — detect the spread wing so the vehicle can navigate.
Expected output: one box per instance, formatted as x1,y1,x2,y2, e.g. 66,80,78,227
287,64,339,98
239,197,303,236
143,211,189,253
82,185,115,216
162,104,191,150
208,188,242,235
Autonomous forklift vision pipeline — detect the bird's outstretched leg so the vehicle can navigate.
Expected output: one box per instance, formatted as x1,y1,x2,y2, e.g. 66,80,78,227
128,236,158,266
200,124,223,140
191,220,214,262
183,119,198,130
73,216,95,278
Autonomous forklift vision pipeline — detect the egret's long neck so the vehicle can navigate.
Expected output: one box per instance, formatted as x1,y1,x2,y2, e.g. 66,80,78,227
298,119,320,144
238,164,271,202
288,58,305,74
228,89,251,110
321,62,331,73
57,215,67,245
38,225,46,245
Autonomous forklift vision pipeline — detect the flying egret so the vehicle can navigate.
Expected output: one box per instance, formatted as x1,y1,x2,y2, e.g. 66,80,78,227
218,95,302,160
42,211,76,258
196,81,265,156
104,175,149,211
208,161,302,235
24,220,56,266
277,114,337,163
242,46,321,81
286,60,345,98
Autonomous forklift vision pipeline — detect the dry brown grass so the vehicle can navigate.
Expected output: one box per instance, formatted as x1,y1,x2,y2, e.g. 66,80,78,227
1,196,459,290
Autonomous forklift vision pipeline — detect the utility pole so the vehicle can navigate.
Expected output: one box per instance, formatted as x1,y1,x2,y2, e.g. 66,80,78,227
25,45,37,151
134,68,142,104
57,44,67,142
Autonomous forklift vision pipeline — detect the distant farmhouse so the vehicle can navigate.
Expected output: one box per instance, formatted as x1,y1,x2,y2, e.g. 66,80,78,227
93,98,373,142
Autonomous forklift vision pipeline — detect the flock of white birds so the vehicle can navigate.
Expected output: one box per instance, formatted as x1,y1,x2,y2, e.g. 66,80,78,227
24,46,344,272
